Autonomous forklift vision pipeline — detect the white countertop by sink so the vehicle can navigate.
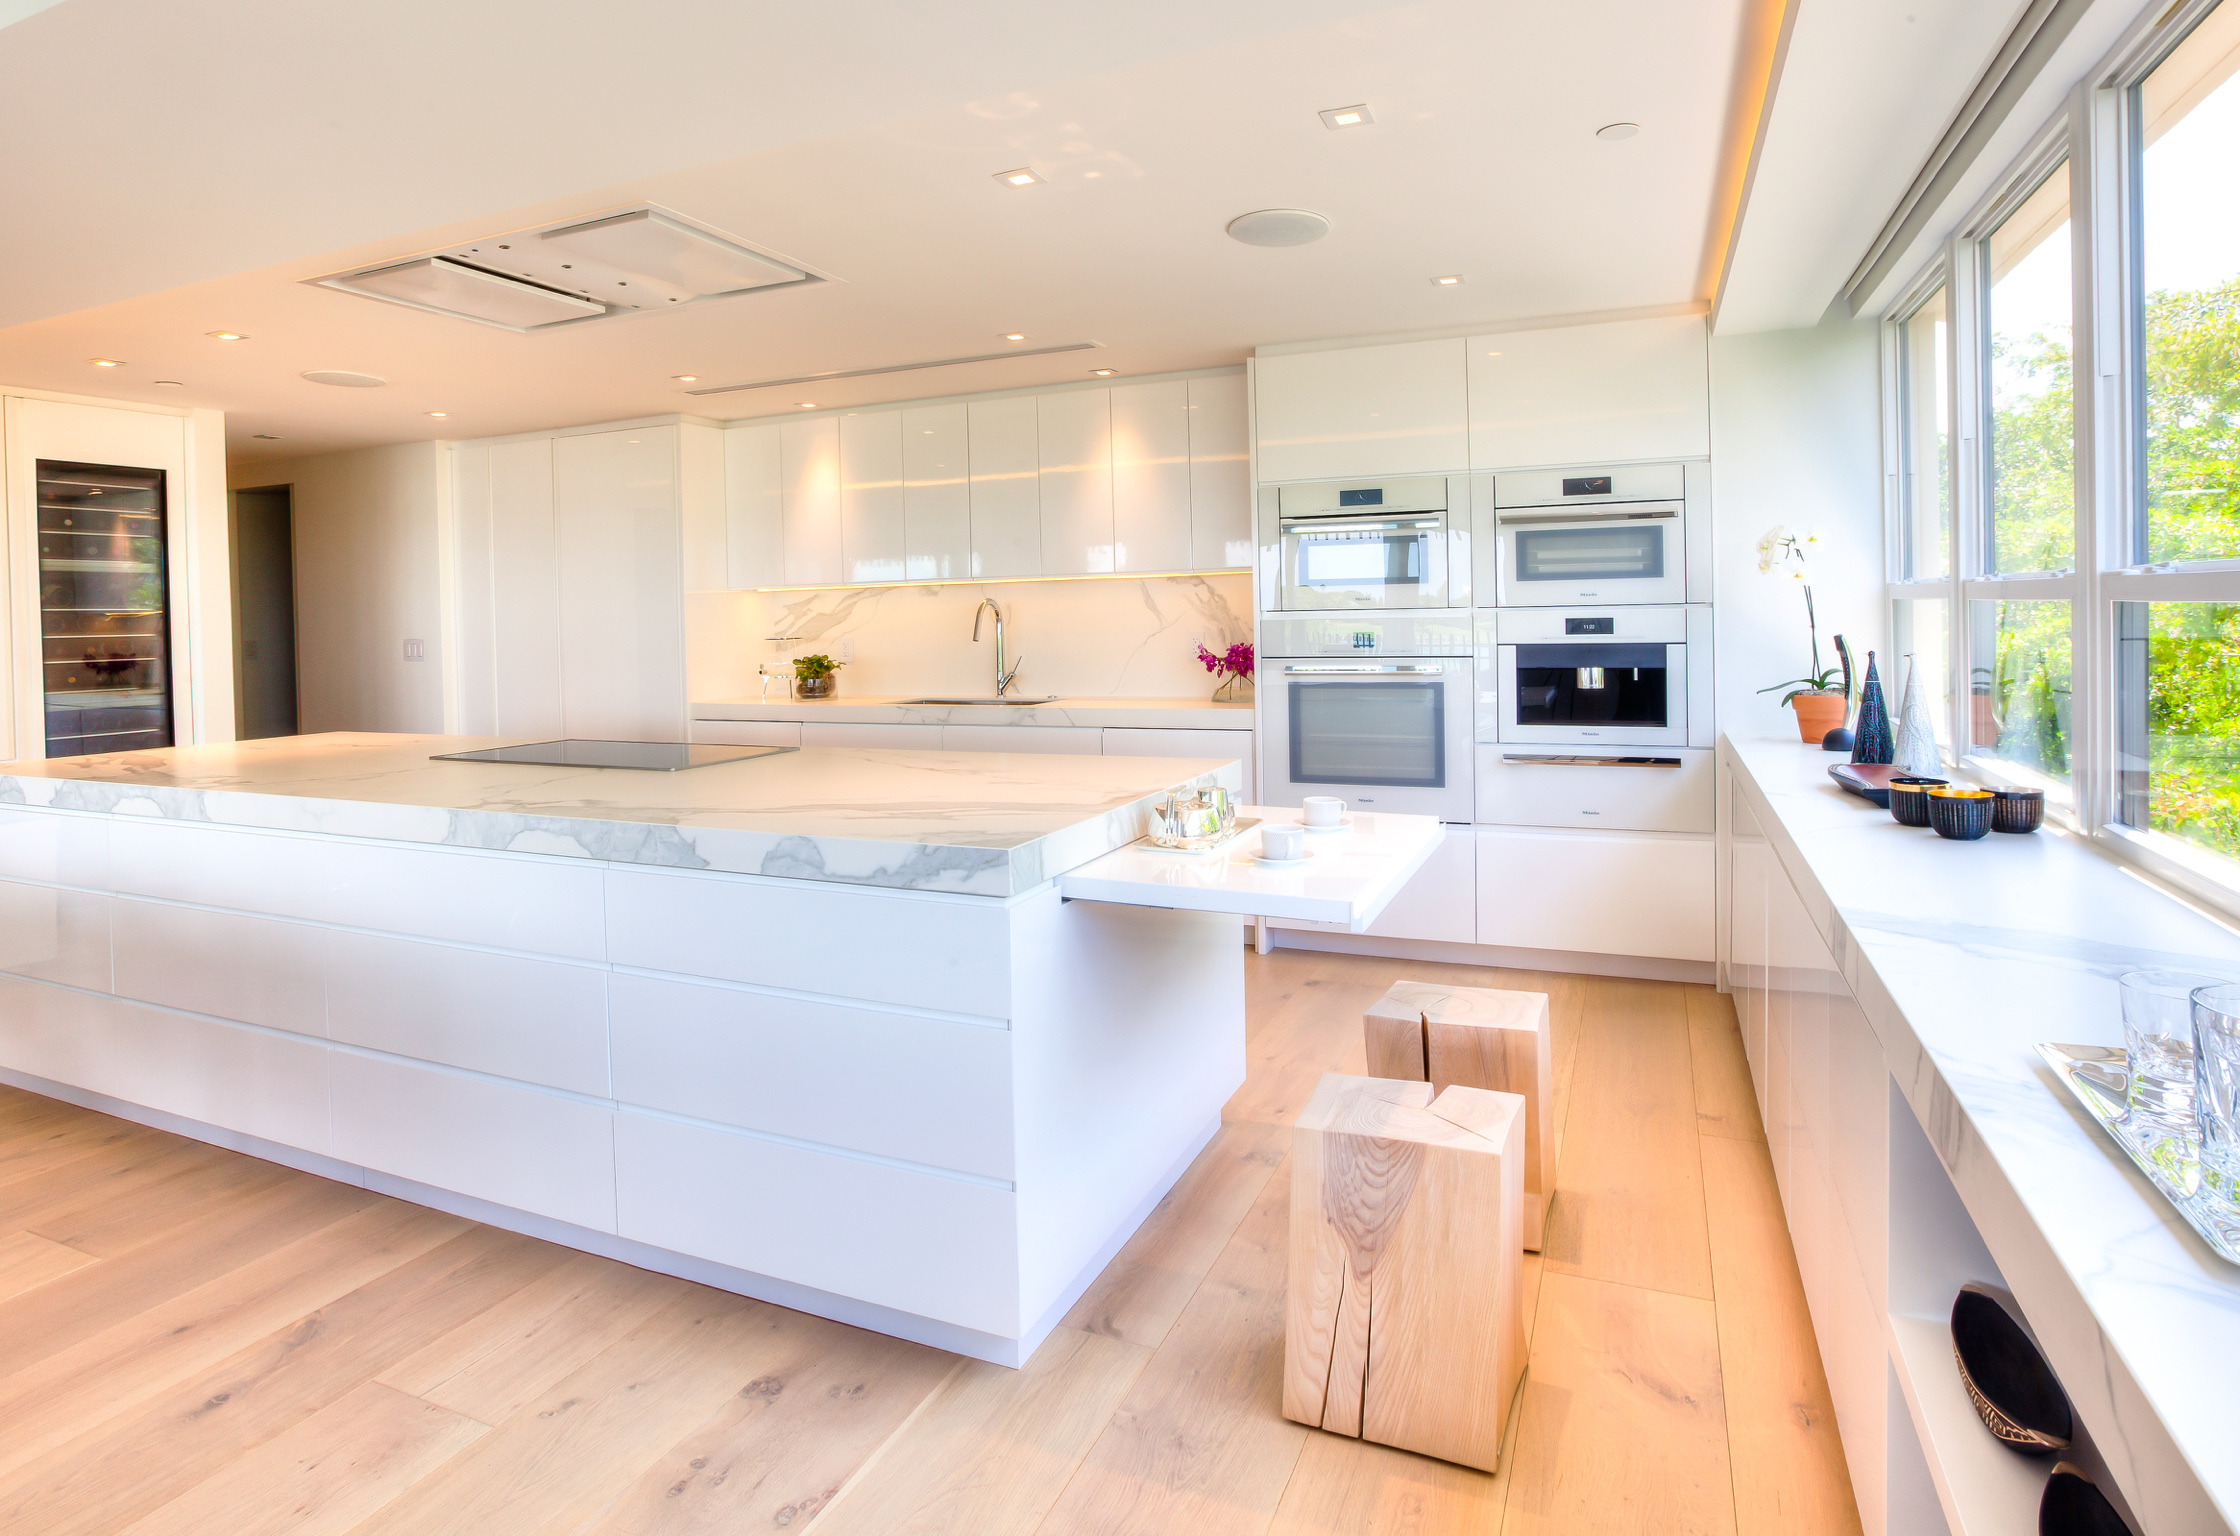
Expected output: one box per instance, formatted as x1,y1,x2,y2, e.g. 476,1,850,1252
1725,734,2240,1532
692,694,1253,730
0,732,1242,897
1059,807,1443,930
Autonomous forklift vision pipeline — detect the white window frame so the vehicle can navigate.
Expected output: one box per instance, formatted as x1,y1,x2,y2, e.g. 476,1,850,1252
1880,0,2240,921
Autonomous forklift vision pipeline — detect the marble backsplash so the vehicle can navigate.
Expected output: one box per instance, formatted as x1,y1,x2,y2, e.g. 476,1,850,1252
732,574,1253,699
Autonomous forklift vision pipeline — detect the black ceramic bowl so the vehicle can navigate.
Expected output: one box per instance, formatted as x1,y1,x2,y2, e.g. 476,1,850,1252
1952,1284,2071,1454
1928,787,1995,841
1992,786,2047,834
2040,1463,2133,1535
1887,776,1948,827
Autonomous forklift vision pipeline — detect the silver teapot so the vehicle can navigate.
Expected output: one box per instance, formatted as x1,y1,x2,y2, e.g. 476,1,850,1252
1148,786,1237,849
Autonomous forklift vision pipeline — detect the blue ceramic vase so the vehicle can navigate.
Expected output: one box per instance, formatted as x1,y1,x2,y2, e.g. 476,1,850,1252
1850,652,1895,765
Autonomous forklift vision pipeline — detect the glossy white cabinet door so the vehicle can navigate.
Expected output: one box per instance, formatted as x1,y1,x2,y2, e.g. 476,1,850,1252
1036,390,1112,576
691,719,802,747
1110,380,1189,572
799,721,945,750
724,421,783,589
554,427,686,741
1098,726,1251,791
1187,373,1251,569
1255,338,1469,480
1475,828,1713,960
968,396,1040,577
841,410,906,584
1467,315,1709,468
781,416,842,587
940,724,1100,754
904,402,971,581
489,438,564,738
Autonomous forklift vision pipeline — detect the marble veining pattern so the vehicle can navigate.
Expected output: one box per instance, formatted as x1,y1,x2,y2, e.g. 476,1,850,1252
0,734,1240,898
1725,735,2240,1534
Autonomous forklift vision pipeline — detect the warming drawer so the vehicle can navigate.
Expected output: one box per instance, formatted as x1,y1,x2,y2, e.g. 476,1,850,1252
1473,745,1713,833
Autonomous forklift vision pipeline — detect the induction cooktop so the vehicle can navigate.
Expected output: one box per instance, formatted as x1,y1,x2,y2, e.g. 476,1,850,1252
431,739,796,771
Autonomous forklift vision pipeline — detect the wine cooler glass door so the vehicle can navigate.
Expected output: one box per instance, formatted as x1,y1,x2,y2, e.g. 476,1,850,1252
37,460,173,758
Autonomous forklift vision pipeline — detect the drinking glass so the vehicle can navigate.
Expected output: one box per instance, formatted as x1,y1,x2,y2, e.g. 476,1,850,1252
2194,982,2240,1206
2119,970,2224,1146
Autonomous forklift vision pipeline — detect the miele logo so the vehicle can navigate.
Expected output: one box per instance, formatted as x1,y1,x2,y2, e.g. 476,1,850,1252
1351,632,1377,649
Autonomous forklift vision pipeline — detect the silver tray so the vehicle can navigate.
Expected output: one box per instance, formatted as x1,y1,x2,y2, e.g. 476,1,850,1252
1142,817,1261,855
2037,1042,2240,1264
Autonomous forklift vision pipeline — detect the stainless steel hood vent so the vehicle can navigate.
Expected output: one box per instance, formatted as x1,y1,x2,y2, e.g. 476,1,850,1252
310,205,823,332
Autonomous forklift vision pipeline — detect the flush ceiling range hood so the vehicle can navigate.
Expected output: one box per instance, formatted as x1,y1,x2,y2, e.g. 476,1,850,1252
311,205,823,332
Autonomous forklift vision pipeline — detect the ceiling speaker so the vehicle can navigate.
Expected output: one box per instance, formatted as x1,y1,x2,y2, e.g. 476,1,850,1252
1226,209,1331,248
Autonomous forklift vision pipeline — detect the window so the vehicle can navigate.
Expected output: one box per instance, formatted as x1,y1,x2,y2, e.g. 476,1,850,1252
2136,4,2240,565
1893,598,1951,750
1983,165,2075,573
2119,602,2240,859
1899,287,1951,579
1969,600,2072,781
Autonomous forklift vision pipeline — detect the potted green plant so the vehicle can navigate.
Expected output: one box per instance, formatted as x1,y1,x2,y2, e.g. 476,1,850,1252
792,653,844,700
1754,526,1848,742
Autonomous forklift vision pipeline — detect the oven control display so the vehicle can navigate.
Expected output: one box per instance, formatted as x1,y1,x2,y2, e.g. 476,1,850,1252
1561,475,1614,496
1565,616,1615,635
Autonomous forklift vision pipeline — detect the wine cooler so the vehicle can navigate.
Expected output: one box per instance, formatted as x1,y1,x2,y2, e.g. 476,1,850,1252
36,459,173,757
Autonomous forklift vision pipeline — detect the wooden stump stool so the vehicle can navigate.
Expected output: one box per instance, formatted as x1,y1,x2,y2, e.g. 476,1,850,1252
1364,980,1556,1250
1283,1072,1527,1473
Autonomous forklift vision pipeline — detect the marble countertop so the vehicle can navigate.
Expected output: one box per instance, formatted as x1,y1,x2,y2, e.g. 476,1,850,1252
1059,808,1443,930
0,733,1242,897
692,695,1254,730
1725,735,2240,1533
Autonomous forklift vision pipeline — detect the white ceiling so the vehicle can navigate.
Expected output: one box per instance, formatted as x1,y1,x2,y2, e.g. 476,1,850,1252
1,0,1789,464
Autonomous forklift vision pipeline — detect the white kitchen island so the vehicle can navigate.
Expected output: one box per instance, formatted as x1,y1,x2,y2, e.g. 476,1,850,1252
0,732,1267,1365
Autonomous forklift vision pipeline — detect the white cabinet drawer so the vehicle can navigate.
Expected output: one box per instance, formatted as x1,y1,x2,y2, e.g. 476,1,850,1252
112,899,325,1037
326,930,610,1095
1477,829,1712,961
609,973,1014,1179
331,1052,617,1233
941,725,1100,755
0,880,110,991
613,1110,1020,1335
1475,747,1714,834
799,722,944,750
692,719,803,747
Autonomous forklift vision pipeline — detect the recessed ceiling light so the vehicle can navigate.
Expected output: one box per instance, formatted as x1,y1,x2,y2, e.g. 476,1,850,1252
205,331,248,341
1226,209,1331,247
1090,368,1118,377
672,374,698,382
1002,333,1028,342
1596,122,1641,141
1319,104,1373,129
252,433,281,440
1433,274,1463,286
425,411,448,418
153,380,184,387
994,167,1042,187
797,401,818,409
90,358,123,367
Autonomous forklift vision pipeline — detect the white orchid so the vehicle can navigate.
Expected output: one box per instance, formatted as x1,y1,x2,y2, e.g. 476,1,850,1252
1754,527,1840,703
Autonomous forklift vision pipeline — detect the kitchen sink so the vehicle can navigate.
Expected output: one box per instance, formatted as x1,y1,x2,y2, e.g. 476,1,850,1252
903,696,1061,706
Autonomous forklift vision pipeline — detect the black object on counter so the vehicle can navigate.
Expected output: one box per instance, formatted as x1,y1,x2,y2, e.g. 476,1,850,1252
1821,727,1854,753
1849,651,1895,765
1952,1283,2072,1454
1992,786,2047,834
1887,775,1948,827
2040,1463,2133,1535
1929,787,1995,841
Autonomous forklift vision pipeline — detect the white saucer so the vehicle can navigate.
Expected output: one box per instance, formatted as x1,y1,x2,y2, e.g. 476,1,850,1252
1300,816,1354,833
1252,848,1314,867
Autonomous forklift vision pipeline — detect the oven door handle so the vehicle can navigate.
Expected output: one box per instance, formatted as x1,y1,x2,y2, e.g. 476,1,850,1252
1282,663,1447,675
1495,507,1680,525
1280,518,1440,534
1501,753,1683,767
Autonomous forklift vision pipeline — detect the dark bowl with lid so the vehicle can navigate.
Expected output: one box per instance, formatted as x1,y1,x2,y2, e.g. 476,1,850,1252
1886,776,1948,827
1991,785,2046,834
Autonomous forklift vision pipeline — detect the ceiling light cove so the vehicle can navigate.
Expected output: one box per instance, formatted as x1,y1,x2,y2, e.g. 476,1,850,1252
994,168,1043,187
1318,104,1373,129
686,340,1105,397
1225,209,1330,247
206,331,248,341
302,370,386,388
1595,122,1641,141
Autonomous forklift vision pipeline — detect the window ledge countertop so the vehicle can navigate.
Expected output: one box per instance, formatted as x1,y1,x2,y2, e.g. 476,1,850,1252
1721,733,2240,1536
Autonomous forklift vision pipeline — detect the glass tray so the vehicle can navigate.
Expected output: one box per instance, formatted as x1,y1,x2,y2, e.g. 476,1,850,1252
1142,817,1260,855
2037,1042,2240,1264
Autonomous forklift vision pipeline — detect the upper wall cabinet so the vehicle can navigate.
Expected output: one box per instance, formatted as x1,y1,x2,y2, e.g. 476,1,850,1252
1466,315,1710,469
1253,338,1468,482
720,371,1249,589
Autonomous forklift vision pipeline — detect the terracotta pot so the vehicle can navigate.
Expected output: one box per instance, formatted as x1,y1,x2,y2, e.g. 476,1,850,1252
1790,692,1846,743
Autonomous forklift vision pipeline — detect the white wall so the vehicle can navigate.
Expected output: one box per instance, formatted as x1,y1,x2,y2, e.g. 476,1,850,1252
1709,310,1887,741
241,442,447,735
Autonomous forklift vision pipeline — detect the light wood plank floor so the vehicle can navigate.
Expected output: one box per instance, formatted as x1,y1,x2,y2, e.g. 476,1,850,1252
0,949,1860,1535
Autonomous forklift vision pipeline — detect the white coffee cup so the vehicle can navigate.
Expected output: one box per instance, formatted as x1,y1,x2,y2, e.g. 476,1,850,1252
1301,796,1346,827
1262,824,1306,860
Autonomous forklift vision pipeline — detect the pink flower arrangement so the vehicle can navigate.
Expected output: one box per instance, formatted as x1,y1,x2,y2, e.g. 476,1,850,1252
1197,641,1254,679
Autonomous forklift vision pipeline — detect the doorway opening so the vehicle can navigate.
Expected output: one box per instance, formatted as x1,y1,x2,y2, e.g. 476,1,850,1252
231,485,299,739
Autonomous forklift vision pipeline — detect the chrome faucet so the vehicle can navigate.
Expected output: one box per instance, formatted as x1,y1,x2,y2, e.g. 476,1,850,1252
972,599,1023,695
